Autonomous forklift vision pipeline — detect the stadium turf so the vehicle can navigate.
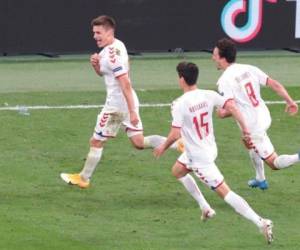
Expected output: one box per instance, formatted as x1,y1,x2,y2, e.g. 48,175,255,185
0,52,299,249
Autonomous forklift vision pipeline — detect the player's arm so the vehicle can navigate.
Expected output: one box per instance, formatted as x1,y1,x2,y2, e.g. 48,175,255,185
267,78,298,115
154,127,181,158
223,99,250,138
117,74,139,126
216,97,236,118
90,53,102,76
216,82,233,118
216,106,232,118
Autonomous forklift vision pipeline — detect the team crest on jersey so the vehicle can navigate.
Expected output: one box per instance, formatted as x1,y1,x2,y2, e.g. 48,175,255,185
115,48,121,56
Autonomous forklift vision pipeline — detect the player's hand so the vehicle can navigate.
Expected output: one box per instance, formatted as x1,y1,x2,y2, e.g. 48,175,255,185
90,53,99,67
90,53,102,76
285,102,298,116
153,145,165,159
129,110,139,127
241,130,254,149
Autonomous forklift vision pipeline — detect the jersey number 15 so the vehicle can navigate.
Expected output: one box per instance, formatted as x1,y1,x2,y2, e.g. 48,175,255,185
193,112,209,140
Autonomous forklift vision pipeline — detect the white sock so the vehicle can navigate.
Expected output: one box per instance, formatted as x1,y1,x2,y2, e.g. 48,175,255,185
144,135,178,149
224,191,262,228
274,154,300,169
249,149,265,181
178,174,210,210
144,135,166,148
80,147,103,181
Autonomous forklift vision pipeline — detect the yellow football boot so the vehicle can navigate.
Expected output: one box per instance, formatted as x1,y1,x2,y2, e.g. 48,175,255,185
60,173,90,189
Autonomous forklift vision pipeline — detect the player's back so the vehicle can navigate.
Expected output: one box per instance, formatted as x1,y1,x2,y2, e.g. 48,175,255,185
173,89,222,163
217,63,271,133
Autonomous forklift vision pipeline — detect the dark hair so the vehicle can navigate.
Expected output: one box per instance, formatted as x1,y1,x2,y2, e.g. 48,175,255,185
91,15,116,30
176,62,199,86
216,38,236,63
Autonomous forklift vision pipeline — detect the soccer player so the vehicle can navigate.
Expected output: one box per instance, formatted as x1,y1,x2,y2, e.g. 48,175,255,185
212,38,299,190
60,15,181,188
154,62,273,244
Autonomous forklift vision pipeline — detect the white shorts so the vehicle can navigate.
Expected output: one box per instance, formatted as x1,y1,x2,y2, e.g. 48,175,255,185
177,152,224,190
250,131,274,160
93,106,143,141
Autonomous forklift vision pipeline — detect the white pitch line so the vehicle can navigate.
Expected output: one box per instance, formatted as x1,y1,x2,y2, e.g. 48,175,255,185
0,103,170,111
0,101,300,111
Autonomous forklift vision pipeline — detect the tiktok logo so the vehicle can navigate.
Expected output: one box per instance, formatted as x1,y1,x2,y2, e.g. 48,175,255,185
287,0,300,38
221,0,277,43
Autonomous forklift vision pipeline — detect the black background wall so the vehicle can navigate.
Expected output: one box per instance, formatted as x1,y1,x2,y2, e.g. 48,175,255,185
1,0,299,54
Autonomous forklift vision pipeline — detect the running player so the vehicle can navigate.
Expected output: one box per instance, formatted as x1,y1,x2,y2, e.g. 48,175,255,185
212,38,299,190
154,62,273,244
60,15,182,188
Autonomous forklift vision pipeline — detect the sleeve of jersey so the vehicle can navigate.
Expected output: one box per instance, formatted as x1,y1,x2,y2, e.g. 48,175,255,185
171,101,183,128
108,53,128,78
251,66,268,86
210,91,227,108
217,80,234,101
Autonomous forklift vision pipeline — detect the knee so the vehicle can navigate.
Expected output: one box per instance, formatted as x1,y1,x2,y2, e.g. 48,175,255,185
268,163,279,170
130,135,145,150
89,137,104,148
171,167,178,178
265,155,279,170
215,182,231,199
172,165,186,179
132,143,144,150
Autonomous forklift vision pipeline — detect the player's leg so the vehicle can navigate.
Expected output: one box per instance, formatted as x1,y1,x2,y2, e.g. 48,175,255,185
60,137,105,188
144,135,183,151
266,151,300,169
60,110,121,188
124,114,183,151
252,133,300,170
79,138,104,181
125,91,183,151
173,154,214,220
128,130,145,150
248,149,268,190
215,182,273,243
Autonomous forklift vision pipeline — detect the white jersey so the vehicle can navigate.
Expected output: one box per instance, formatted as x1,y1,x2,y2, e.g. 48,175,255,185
98,38,139,111
172,89,226,164
217,63,271,133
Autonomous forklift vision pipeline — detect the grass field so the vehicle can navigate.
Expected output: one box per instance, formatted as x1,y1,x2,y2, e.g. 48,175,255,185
0,52,300,250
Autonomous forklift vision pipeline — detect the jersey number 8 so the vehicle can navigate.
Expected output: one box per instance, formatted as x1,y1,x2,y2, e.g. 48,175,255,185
245,82,259,107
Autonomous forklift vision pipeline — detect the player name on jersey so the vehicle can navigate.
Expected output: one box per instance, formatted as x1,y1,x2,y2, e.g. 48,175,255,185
189,101,208,113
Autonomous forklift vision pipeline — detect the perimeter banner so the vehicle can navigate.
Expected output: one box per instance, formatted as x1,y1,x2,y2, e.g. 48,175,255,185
1,0,299,54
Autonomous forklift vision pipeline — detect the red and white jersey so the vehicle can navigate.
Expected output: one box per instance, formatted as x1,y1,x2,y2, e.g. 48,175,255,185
217,63,271,133
172,89,226,164
98,39,138,111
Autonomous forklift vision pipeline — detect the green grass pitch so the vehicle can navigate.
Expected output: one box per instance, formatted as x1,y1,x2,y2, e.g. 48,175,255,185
0,52,299,249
